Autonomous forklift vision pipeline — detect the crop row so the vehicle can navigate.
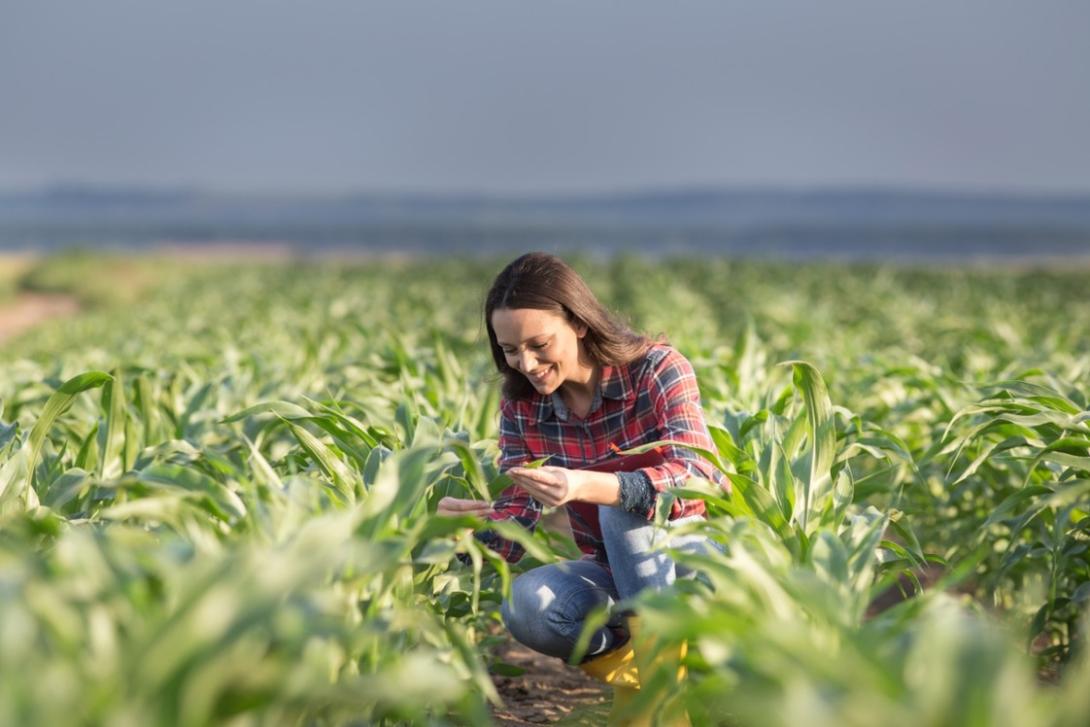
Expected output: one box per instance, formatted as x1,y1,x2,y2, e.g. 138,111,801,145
0,254,1087,725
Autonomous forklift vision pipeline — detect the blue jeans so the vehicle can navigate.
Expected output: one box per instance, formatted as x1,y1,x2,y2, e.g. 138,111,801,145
499,506,714,661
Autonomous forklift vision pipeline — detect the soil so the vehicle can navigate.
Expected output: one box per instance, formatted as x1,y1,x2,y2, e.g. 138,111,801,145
490,637,610,726
0,292,80,344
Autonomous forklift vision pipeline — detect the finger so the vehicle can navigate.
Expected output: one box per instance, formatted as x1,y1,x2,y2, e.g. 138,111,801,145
513,469,557,487
457,503,492,513
512,475,556,497
509,471,535,486
520,479,559,505
440,507,491,519
526,493,557,508
537,494,561,508
511,466,553,478
439,498,492,512
510,476,539,495
514,480,556,506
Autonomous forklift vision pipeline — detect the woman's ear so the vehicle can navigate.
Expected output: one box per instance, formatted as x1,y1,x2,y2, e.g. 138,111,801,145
575,321,588,338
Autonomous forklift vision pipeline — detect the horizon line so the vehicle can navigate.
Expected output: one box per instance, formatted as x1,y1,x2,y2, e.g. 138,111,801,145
3,179,1090,202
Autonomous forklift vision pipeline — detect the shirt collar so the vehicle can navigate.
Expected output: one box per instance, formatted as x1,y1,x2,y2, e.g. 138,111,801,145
532,363,635,423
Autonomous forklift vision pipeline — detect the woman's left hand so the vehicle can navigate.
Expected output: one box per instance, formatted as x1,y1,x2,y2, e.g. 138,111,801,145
508,466,583,508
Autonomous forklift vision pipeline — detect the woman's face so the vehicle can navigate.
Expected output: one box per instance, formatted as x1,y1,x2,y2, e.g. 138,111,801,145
491,307,590,395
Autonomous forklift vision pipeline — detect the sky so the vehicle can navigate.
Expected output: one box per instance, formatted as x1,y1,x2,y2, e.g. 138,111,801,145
2,0,1089,195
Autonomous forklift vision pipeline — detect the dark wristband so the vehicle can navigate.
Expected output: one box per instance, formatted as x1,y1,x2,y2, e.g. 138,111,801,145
616,470,656,516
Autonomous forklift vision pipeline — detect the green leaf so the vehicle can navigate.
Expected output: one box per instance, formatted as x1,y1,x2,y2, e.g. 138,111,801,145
99,367,127,479
489,662,527,677
27,371,113,490
780,361,835,533
222,400,314,423
286,420,355,503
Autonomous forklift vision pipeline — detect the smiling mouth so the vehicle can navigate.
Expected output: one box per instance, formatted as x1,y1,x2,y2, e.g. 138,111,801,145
528,367,553,382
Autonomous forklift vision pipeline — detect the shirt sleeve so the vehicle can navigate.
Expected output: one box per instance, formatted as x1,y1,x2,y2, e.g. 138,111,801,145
631,348,727,520
470,398,543,563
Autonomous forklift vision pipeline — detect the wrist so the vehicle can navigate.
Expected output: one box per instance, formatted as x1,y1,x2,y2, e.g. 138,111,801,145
571,470,621,507
569,469,588,502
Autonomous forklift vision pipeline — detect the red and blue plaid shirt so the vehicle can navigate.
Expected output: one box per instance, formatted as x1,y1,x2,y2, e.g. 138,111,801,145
476,343,727,564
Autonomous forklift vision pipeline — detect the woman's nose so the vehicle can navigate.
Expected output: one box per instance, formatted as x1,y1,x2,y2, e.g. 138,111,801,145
516,350,536,372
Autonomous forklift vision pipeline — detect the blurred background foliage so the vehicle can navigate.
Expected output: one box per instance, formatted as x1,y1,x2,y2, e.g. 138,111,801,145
0,250,1087,725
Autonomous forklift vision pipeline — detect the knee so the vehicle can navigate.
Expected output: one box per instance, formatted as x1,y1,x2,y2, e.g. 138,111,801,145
598,505,662,556
599,505,677,597
500,566,616,659
598,504,649,537
500,570,554,645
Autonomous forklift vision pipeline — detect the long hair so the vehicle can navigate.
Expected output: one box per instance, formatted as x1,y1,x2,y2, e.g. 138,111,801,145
484,253,656,400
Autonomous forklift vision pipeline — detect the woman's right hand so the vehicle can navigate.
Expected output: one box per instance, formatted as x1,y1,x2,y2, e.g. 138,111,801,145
437,497,493,518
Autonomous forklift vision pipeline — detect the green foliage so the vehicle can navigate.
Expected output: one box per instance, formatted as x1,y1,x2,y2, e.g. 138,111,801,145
1,254,1089,725
16,249,174,307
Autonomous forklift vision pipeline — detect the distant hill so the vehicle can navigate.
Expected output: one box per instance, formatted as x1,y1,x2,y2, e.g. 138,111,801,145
1,184,1088,259
3,184,1090,226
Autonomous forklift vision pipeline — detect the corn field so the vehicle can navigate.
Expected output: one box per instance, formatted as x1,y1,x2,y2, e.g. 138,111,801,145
1,253,1089,726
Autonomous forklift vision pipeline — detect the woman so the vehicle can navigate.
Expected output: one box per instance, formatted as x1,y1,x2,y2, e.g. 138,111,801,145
438,252,725,724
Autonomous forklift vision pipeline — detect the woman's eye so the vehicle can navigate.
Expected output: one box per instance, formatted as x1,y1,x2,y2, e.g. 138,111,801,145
532,342,548,350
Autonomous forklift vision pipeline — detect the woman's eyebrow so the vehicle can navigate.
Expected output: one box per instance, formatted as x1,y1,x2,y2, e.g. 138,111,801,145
497,333,552,347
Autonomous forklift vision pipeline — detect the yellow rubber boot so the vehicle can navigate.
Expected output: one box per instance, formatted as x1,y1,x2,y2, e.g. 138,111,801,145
578,618,690,726
627,616,691,727
578,638,643,726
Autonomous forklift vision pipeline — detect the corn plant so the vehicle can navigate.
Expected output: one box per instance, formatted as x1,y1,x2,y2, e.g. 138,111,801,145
1,253,1089,725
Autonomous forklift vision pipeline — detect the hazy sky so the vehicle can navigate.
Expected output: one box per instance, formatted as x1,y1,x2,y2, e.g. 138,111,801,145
3,1,1089,194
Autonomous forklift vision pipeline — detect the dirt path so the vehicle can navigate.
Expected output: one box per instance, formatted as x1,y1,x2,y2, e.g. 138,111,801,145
0,292,80,344
490,637,610,726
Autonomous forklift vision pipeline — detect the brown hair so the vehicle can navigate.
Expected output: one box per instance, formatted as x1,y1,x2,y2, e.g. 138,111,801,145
484,252,656,400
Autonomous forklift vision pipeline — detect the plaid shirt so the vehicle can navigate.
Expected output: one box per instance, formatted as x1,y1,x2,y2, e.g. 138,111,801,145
476,343,727,564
